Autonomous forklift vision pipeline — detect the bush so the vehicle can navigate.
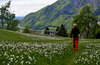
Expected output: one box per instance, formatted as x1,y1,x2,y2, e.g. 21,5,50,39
95,28,100,39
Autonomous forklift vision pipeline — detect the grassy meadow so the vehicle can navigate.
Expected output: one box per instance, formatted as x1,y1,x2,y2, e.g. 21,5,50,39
0,29,100,65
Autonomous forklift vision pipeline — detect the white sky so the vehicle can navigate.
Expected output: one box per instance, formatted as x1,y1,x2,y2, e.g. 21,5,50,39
0,0,57,16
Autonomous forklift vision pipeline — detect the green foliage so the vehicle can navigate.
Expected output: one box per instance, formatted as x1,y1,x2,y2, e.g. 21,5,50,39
56,24,68,37
44,27,50,34
9,19,20,31
23,24,29,33
73,5,98,39
95,28,100,39
97,15,100,21
0,1,11,28
56,26,60,35
0,1,19,31
6,14,19,31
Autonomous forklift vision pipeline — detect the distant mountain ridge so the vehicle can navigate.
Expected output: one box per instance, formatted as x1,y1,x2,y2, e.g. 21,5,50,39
15,17,24,21
20,0,100,31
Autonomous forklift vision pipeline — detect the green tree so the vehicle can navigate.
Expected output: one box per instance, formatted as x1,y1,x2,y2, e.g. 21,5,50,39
0,1,18,31
23,24,29,33
44,27,50,34
73,5,98,39
0,1,11,29
56,26,60,36
58,24,68,37
95,28,100,39
12,19,20,31
6,13,15,30
97,15,100,21
7,19,20,31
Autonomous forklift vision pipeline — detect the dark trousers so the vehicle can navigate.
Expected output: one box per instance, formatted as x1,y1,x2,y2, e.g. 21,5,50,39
73,37,79,50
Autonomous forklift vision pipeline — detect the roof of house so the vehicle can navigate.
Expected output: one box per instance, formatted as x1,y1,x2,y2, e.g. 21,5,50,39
44,30,58,33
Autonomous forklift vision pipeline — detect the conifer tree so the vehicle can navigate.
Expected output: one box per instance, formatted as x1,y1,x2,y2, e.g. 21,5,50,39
56,26,60,35
44,27,50,34
56,24,68,37
59,24,68,37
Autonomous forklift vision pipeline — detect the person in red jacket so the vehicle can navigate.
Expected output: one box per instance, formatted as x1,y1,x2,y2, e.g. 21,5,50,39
71,23,80,51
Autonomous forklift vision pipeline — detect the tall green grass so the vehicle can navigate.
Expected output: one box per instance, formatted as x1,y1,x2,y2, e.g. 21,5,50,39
0,29,100,65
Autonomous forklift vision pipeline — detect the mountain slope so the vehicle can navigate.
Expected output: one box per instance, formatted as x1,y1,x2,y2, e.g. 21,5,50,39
20,0,100,31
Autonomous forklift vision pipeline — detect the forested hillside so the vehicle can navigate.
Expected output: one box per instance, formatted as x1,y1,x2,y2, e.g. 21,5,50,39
20,0,100,30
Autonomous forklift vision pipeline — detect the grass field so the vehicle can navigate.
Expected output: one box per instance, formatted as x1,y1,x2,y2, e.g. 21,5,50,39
0,29,100,65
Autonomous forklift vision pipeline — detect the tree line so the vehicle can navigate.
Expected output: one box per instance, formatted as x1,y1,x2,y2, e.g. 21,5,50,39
0,1,19,31
44,24,68,37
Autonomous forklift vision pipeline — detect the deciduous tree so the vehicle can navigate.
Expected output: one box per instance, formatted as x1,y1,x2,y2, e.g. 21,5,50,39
73,5,98,39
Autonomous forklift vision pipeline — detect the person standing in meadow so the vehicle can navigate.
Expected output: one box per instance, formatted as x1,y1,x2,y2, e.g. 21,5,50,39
71,23,80,51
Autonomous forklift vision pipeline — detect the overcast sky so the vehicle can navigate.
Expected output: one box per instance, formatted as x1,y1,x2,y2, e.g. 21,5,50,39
0,0,57,16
